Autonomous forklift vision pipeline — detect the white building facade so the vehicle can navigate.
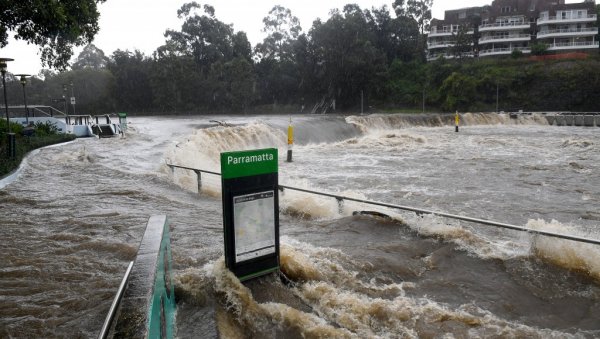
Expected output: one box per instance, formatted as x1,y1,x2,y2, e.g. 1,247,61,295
427,0,598,60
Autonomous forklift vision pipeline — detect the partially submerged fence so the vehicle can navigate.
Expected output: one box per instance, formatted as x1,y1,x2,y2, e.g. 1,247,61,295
166,164,600,247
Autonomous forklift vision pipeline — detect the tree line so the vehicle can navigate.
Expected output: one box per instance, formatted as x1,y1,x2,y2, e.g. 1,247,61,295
3,1,600,115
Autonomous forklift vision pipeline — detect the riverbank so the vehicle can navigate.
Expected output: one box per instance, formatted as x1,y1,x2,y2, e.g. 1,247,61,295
0,133,76,178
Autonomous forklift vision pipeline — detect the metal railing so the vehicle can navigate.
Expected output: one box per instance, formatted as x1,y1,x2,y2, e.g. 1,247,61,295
479,47,531,56
547,41,599,48
537,27,598,37
427,41,457,47
538,14,597,24
98,261,134,339
479,34,530,42
166,164,600,246
479,21,529,29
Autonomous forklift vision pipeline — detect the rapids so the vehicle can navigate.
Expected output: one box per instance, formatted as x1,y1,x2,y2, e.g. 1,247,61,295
1,113,599,338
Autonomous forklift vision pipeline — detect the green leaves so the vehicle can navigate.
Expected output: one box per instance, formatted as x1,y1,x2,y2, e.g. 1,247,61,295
1,0,105,70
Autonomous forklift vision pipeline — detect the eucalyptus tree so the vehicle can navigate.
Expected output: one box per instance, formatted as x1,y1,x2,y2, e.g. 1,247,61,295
153,2,255,112
0,0,105,69
365,5,419,63
107,50,154,112
163,3,235,75
255,5,302,61
72,44,109,70
254,5,304,106
407,0,433,35
309,4,386,110
208,57,256,112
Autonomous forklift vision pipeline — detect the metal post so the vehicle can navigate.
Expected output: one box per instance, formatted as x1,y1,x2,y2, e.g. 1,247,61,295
2,69,8,132
455,111,460,132
287,117,293,162
336,197,344,214
62,84,68,115
1,58,15,158
335,198,344,214
70,82,76,115
98,261,134,339
16,75,31,125
496,82,499,113
194,170,202,193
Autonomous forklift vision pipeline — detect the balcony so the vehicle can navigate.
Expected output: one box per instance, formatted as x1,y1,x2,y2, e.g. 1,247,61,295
537,14,597,25
479,34,531,44
427,52,474,61
546,40,599,51
479,47,531,57
479,22,530,32
429,29,474,37
537,27,598,39
427,41,457,49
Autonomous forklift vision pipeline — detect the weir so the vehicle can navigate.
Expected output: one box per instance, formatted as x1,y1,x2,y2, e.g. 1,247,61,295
99,215,175,339
166,164,600,247
542,113,600,127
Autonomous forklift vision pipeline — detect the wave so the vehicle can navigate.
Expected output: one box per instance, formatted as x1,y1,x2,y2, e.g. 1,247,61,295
175,238,572,338
561,138,594,148
346,112,548,133
528,219,600,282
164,122,285,193
165,122,286,172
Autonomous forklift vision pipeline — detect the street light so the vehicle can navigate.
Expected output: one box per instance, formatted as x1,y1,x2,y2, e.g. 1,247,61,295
70,81,76,115
0,57,15,158
14,74,31,125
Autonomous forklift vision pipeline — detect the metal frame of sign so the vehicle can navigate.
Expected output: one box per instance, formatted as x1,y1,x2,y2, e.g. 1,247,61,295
221,148,279,281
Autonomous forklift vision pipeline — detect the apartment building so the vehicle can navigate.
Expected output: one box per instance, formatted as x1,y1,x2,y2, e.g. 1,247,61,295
427,0,598,60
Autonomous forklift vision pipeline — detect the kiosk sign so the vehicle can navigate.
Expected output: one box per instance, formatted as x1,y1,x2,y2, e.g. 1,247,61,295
221,148,279,281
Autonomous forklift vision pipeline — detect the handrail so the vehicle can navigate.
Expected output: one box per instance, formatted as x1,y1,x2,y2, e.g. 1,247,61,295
165,164,600,246
98,261,134,339
479,21,528,29
168,164,221,176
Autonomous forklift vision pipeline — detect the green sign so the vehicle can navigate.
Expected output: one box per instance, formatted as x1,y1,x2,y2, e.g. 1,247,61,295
221,148,280,281
220,148,278,179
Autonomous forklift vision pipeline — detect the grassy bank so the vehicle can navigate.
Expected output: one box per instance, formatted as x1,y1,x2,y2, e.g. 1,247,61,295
0,122,76,178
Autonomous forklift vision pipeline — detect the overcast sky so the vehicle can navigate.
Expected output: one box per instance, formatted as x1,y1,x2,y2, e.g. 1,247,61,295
0,0,591,75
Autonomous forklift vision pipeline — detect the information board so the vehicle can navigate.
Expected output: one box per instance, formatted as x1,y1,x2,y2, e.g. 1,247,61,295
233,190,276,263
221,148,279,281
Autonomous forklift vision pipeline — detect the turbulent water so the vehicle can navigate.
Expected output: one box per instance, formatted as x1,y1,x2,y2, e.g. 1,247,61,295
1,113,599,338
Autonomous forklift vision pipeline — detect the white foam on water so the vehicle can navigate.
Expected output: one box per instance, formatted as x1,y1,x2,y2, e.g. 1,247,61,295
400,213,531,260
176,238,577,338
163,122,286,193
346,112,548,134
528,219,600,281
280,239,577,338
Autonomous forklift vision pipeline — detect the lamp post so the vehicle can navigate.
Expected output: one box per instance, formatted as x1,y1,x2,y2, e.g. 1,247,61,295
0,57,15,158
15,74,31,125
62,84,68,115
70,81,76,115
